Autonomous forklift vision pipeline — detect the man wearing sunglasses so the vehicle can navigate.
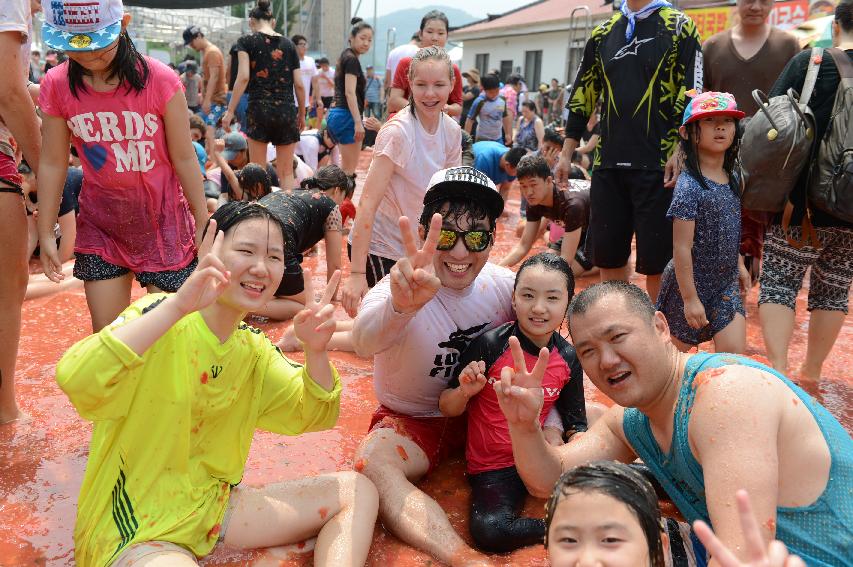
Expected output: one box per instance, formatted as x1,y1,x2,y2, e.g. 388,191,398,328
351,166,516,565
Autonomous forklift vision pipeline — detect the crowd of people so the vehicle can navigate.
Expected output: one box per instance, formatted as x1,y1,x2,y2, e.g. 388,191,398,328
1,0,851,565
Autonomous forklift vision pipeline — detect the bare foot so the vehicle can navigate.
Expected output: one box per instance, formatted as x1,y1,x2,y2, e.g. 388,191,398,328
276,326,301,352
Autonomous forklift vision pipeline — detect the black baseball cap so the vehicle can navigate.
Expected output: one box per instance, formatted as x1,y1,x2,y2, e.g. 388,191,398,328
183,25,202,45
423,166,504,220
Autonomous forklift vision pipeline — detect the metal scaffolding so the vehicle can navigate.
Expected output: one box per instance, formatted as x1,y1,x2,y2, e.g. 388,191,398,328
125,6,249,54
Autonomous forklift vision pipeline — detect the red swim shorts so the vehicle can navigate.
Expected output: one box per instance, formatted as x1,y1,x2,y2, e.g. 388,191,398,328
368,405,466,474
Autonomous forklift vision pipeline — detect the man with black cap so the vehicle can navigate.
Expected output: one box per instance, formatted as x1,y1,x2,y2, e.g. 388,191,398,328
184,25,227,131
351,166,512,566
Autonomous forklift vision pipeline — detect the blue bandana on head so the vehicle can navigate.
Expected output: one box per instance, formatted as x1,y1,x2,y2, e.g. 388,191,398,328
620,0,672,40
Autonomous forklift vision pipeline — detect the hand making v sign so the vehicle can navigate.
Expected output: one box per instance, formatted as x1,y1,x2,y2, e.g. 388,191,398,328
495,335,550,430
389,213,443,315
292,269,342,353
172,219,230,316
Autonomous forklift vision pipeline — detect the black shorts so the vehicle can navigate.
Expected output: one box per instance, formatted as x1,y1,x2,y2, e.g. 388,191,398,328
276,254,306,297
321,96,334,109
73,253,197,292
588,168,672,275
203,178,221,199
347,243,396,288
245,100,300,146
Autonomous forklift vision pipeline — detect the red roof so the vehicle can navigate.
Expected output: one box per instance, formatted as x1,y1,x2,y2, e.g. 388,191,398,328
455,0,613,35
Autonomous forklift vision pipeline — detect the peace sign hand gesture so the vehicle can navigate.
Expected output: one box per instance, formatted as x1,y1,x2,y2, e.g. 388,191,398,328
693,491,805,567
389,214,443,314
496,336,550,432
292,269,342,352
172,219,230,316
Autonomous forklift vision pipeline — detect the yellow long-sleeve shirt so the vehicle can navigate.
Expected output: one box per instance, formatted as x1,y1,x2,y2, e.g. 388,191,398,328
56,294,341,567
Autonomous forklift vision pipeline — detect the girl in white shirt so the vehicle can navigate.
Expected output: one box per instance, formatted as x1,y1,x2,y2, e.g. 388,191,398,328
342,46,461,316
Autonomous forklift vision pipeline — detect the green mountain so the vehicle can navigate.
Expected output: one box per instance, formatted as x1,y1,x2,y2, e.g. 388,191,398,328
354,6,479,73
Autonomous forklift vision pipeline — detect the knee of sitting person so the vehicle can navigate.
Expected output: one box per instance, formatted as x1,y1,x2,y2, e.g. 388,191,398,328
337,470,379,510
469,510,515,553
353,429,405,480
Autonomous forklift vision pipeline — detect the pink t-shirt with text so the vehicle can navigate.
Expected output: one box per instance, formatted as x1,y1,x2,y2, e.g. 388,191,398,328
39,57,195,272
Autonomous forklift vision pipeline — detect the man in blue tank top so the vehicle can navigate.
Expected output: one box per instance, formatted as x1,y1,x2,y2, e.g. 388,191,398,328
500,280,852,567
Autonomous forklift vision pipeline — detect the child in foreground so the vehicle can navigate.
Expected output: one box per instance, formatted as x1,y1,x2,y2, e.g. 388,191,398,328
545,462,806,567
56,201,377,567
656,91,750,353
439,253,589,553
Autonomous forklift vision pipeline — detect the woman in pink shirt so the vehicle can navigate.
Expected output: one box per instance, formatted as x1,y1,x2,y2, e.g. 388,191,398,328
37,1,207,332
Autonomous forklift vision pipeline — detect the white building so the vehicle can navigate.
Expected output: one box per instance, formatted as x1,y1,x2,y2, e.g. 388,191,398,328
452,0,613,88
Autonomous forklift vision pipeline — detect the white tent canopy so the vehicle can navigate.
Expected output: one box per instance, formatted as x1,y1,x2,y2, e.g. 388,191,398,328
126,6,248,53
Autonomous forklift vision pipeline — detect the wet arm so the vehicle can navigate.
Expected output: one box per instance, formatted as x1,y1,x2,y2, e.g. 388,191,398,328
35,115,70,244
672,219,699,303
691,366,783,565
438,386,472,417
324,228,343,281
499,219,539,267
203,56,220,109
344,74,361,125
347,155,394,277
226,52,250,117
0,32,40,172
164,90,207,231
351,287,416,356
563,36,601,159
511,405,634,497
206,127,242,200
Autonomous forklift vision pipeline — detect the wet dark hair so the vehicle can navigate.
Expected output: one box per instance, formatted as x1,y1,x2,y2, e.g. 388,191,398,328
249,0,274,20
568,280,656,337
480,74,500,90
300,164,354,198
349,17,373,37
503,146,528,169
544,461,666,567
515,253,575,303
420,10,450,33
68,30,150,98
543,127,564,146
204,200,285,242
237,163,272,201
291,34,307,45
837,0,853,31
680,115,742,196
516,154,552,181
419,197,496,233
